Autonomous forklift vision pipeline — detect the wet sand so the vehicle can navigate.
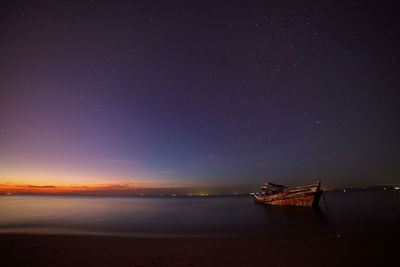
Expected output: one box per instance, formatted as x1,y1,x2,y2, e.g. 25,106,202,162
0,234,397,266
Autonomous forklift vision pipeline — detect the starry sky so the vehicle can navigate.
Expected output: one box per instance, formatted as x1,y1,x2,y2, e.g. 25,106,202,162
0,0,399,194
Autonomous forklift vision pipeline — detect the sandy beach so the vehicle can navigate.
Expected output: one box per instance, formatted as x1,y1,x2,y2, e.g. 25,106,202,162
1,233,398,266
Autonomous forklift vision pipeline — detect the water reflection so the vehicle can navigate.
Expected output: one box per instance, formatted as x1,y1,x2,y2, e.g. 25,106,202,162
249,202,331,236
0,192,399,237
262,205,327,221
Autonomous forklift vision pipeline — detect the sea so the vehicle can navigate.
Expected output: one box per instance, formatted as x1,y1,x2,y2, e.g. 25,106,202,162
1,191,399,238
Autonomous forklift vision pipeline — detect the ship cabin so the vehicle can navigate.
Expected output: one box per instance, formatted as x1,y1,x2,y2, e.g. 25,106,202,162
261,183,286,196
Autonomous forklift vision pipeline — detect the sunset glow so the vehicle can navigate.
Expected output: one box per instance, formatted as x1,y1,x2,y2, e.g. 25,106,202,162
0,181,190,195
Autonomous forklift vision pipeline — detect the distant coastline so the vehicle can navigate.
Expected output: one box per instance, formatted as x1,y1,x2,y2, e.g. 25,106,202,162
0,193,251,197
330,185,400,193
2,185,399,196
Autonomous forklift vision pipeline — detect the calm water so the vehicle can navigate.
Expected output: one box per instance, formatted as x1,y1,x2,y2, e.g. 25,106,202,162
1,192,399,237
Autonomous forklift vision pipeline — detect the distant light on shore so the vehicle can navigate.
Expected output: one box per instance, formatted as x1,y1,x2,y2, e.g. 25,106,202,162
394,187,400,190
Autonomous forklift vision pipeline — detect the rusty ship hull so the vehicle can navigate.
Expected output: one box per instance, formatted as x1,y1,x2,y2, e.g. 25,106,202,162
253,182,323,208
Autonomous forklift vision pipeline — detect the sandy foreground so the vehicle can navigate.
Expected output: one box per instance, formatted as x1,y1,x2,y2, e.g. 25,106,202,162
0,234,398,266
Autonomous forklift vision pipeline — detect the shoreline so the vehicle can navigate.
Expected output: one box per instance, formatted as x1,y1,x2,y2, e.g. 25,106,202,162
1,233,398,266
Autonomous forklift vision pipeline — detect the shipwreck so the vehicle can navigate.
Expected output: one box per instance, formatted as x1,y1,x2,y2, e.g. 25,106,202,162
253,180,323,208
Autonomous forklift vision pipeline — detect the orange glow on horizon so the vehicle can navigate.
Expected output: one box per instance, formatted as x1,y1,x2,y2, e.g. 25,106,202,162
0,181,189,195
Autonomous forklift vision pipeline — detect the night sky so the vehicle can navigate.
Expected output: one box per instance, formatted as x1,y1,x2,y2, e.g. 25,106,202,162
1,1,399,194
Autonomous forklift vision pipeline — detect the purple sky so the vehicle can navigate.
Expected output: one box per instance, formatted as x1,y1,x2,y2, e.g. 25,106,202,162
0,1,399,194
